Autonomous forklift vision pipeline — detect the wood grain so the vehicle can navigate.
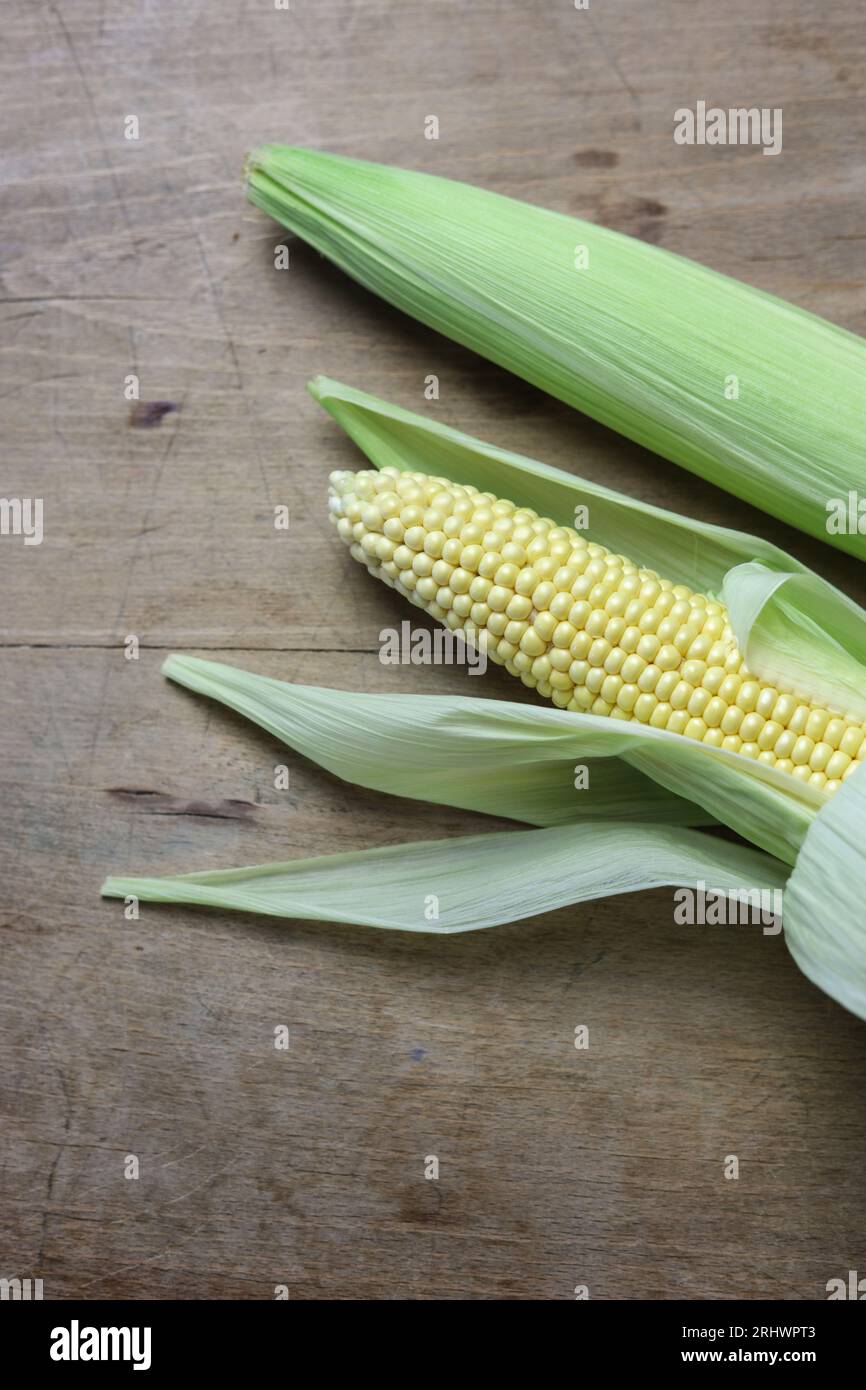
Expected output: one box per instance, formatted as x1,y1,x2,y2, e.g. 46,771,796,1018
2,0,865,1299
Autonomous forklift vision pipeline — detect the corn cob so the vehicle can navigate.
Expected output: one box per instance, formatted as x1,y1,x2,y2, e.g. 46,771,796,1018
329,467,866,795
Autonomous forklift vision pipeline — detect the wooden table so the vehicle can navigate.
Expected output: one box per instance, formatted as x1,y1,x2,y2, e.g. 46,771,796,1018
3,0,865,1300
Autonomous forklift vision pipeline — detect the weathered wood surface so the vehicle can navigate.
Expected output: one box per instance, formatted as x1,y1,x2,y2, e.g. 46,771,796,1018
2,0,865,1299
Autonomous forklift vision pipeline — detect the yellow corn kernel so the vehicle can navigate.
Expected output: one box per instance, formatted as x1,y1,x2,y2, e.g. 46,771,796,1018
620,653,645,684
655,670,680,702
616,684,640,714
687,687,712,719
756,686,779,719
840,727,864,758
669,680,693,711
656,644,681,672
600,674,622,705
636,634,660,662
720,705,744,735
520,628,546,658
533,611,558,643
681,659,707,687
757,720,783,752
717,673,742,704
805,709,830,742
739,712,764,743
702,697,726,729
825,750,852,780
637,664,661,694
552,621,576,649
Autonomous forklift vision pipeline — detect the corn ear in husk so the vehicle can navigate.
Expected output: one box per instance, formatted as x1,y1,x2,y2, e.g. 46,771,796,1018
247,145,866,558
103,383,866,1019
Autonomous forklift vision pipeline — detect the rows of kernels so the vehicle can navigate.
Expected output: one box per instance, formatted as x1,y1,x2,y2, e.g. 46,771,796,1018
328,467,866,795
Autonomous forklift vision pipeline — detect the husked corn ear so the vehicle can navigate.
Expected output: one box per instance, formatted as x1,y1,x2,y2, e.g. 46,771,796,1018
329,467,866,795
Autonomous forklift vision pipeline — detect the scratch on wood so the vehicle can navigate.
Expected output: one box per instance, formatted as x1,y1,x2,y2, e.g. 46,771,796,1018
106,788,257,820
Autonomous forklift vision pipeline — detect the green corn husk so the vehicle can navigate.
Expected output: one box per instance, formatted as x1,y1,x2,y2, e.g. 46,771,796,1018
103,383,866,1020
102,821,788,935
246,145,866,559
